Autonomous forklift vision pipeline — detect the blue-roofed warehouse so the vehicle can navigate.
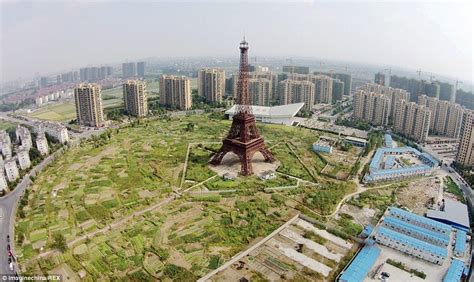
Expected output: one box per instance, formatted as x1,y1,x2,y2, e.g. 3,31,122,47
364,146,438,183
388,207,452,235
454,230,467,258
443,258,466,282
374,226,448,264
338,244,380,282
382,216,450,247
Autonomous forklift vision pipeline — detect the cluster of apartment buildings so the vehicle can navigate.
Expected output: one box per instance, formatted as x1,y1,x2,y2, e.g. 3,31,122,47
35,90,74,106
122,62,146,78
197,66,352,111
353,83,468,144
0,123,69,193
74,79,150,127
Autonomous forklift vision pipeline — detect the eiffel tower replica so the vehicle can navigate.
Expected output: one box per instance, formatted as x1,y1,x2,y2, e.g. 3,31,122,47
210,38,275,176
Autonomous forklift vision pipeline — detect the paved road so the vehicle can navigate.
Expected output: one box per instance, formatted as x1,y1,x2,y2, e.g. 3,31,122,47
0,111,105,276
0,148,65,276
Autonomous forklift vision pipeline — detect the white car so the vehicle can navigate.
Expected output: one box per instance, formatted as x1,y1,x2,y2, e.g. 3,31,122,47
9,262,13,271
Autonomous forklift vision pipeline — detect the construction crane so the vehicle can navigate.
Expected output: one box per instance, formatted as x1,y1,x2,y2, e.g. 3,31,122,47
416,69,422,80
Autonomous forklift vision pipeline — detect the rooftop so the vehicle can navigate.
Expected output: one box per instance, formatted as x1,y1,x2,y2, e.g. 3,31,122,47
388,207,452,234
339,244,380,282
443,258,465,282
225,103,304,118
382,216,450,245
426,198,470,231
377,227,448,258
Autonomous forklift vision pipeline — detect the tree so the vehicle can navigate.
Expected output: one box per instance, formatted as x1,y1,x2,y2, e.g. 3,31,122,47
29,147,42,163
52,233,68,252
186,122,195,132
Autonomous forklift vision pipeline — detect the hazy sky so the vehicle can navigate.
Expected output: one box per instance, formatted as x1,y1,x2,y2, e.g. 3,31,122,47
1,0,473,83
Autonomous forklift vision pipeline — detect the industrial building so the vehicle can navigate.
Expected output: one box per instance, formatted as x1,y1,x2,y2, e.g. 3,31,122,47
387,207,451,235
338,244,381,282
364,147,439,183
340,207,470,281
443,258,466,282
225,103,304,126
344,136,367,147
426,198,470,232
374,226,447,264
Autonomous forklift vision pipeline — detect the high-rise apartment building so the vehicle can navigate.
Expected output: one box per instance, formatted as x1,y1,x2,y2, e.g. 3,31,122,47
159,75,192,110
394,101,431,143
232,71,277,102
420,80,440,99
137,62,146,78
312,75,333,104
80,66,111,82
314,72,352,96
332,79,344,103
456,110,474,166
353,90,391,126
279,79,315,110
438,81,455,102
359,83,410,119
418,95,464,138
282,65,309,75
74,84,105,127
198,68,225,103
122,62,137,78
123,80,148,117
374,72,386,86
248,78,272,106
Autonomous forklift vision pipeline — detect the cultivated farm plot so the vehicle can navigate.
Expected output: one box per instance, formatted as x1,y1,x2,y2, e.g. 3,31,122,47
15,114,362,280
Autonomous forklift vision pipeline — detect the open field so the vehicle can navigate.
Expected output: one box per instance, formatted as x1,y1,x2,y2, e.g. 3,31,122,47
15,114,363,279
28,102,76,122
0,119,18,130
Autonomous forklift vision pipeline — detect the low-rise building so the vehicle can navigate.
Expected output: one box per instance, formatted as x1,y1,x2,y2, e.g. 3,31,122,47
4,159,19,182
225,103,304,126
344,136,367,147
312,141,333,154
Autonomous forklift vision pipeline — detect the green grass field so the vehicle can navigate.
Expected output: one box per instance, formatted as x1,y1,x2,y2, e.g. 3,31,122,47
28,103,76,122
0,120,17,130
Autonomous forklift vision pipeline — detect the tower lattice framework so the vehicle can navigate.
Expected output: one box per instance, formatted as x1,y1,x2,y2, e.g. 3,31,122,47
210,38,275,176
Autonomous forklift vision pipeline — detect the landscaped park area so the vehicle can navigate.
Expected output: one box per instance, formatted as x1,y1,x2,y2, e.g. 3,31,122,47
15,113,362,280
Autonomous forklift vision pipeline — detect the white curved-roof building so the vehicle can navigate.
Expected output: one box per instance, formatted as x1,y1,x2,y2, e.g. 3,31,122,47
225,103,305,126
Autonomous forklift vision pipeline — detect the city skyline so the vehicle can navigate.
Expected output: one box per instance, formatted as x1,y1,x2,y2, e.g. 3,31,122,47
1,1,472,83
